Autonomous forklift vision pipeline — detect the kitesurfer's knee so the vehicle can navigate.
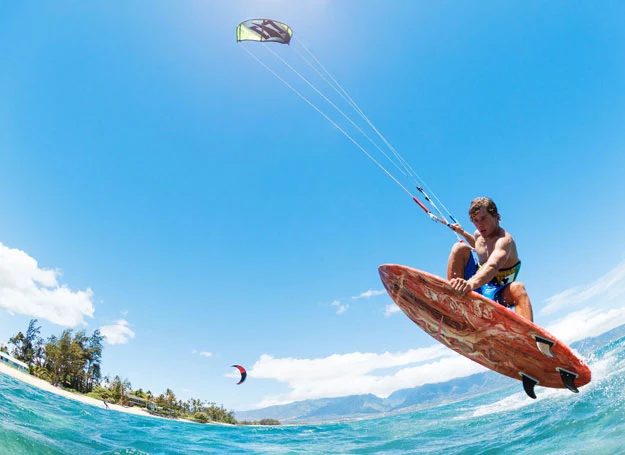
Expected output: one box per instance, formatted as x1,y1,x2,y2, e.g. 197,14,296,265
449,241,471,261
447,242,472,280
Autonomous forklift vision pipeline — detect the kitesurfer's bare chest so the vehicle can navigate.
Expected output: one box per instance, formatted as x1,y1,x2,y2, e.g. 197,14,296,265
474,232,519,267
474,233,504,263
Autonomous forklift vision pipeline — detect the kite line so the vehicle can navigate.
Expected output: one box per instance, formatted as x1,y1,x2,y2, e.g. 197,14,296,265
236,19,461,239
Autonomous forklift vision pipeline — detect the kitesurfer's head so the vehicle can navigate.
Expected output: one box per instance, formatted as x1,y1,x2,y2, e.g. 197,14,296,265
469,197,500,222
469,197,502,237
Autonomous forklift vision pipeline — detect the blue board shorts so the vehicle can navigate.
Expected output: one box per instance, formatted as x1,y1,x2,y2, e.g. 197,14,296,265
464,253,521,306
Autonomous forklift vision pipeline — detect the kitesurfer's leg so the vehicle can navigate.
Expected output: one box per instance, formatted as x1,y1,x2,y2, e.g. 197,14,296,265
447,242,472,280
501,282,533,322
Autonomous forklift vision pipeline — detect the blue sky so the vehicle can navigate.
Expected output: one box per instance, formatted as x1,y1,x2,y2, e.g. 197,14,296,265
1,1,625,411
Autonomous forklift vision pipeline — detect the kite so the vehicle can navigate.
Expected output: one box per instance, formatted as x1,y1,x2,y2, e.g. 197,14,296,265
232,364,247,385
236,19,293,45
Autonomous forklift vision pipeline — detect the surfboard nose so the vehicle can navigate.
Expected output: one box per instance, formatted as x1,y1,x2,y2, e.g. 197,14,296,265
378,264,394,286
378,264,402,299
379,263,405,277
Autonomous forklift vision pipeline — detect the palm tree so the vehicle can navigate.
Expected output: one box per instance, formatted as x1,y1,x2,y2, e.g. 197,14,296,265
165,388,176,411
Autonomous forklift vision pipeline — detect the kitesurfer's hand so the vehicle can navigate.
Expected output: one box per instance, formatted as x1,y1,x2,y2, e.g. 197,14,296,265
449,223,463,234
449,223,476,247
449,277,472,295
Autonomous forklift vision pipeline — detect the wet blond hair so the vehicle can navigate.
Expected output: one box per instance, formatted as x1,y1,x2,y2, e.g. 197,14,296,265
469,197,501,221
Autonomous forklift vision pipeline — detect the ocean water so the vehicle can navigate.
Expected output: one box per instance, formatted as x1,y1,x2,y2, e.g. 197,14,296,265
1,336,624,455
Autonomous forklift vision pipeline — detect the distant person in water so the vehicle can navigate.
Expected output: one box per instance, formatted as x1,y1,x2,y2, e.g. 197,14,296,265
447,197,534,321
103,399,109,409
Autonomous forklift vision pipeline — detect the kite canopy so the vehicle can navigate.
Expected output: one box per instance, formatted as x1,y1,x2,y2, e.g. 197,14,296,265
232,364,247,385
236,19,293,45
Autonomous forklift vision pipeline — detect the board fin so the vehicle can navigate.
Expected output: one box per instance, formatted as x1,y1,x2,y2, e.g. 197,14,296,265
520,373,538,399
557,368,579,393
533,335,556,359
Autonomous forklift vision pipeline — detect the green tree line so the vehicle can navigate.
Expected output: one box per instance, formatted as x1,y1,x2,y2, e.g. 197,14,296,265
5,319,278,426
8,319,103,393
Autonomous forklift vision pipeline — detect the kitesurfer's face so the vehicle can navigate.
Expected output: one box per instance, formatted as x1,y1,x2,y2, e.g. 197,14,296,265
470,208,498,237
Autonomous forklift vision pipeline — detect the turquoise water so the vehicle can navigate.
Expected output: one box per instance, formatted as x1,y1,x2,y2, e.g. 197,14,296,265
1,336,624,454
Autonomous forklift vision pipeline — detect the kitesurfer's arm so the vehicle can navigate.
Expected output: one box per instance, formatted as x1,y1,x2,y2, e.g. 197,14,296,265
449,224,476,248
449,237,511,295
466,237,511,290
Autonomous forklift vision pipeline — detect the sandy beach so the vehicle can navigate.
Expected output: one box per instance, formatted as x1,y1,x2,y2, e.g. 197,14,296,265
0,362,159,420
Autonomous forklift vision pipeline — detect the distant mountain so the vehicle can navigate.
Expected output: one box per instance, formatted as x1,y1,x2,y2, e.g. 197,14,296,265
571,323,625,355
236,324,625,424
235,394,387,424
235,370,515,424
384,370,513,412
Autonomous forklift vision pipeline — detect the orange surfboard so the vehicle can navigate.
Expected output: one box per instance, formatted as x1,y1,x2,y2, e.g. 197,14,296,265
379,264,591,398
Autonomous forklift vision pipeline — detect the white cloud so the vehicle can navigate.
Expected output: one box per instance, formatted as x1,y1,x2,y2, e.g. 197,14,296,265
328,288,387,315
546,306,625,345
100,319,135,345
351,289,386,300
248,345,484,408
192,350,214,358
542,259,625,315
540,259,625,343
331,299,349,315
384,304,401,317
0,242,95,326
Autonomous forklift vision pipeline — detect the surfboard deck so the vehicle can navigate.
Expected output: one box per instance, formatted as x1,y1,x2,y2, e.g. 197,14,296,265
379,264,591,398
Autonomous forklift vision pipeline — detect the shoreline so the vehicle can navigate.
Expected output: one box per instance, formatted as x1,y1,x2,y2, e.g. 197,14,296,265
0,362,165,421
0,362,280,427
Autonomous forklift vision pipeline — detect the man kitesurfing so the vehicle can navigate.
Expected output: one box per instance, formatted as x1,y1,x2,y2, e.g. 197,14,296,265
237,21,533,321
239,18,591,397
447,197,534,321
379,197,591,398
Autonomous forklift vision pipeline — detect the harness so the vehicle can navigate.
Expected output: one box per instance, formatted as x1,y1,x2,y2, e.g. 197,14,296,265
464,253,521,304
489,261,521,287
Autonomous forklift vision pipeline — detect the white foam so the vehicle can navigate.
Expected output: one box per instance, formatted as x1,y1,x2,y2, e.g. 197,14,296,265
468,388,557,418
464,340,625,419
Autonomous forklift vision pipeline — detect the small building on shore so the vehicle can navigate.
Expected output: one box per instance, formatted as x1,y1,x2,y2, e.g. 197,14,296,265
126,394,148,408
0,351,29,373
